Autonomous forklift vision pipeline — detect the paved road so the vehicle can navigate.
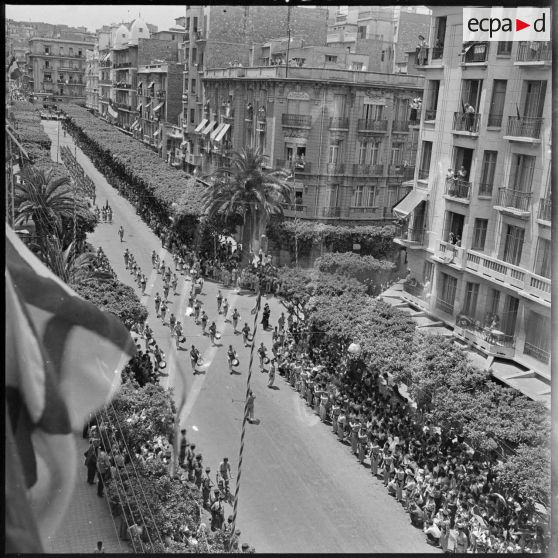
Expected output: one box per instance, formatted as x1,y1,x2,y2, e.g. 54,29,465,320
44,120,436,553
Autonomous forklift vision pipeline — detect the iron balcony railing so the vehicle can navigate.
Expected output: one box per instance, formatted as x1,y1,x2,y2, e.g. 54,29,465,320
523,342,550,364
392,120,412,132
445,178,471,200
326,163,345,174
322,207,341,217
516,41,551,62
281,114,312,127
276,159,312,173
497,187,532,212
329,116,349,129
424,109,437,120
357,118,388,132
397,227,425,244
506,116,543,139
436,298,455,314
453,111,481,133
538,197,551,221
403,281,425,298
462,42,488,63
352,163,384,175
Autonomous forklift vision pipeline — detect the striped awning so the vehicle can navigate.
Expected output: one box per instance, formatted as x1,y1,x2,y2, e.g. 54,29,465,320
214,122,231,143
194,118,208,133
392,189,427,219
201,121,216,136
210,122,226,140
153,101,165,112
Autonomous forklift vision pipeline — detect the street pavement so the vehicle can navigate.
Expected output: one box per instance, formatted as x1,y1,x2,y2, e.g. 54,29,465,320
43,120,436,553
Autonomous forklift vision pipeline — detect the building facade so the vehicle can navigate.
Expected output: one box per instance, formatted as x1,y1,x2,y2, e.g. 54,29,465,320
193,64,422,225
394,7,551,399
26,36,95,103
85,47,99,111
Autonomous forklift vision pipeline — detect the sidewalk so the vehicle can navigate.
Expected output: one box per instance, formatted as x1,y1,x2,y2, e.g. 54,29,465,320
46,434,128,553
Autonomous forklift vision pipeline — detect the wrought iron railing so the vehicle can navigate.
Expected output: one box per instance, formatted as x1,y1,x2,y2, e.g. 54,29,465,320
357,119,388,132
445,178,471,200
453,111,481,133
281,113,312,127
352,163,384,175
329,117,349,129
497,187,532,212
506,116,543,139
516,41,551,62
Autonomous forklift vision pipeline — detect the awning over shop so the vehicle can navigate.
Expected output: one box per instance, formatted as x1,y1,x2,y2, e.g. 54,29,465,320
201,121,216,136
214,123,231,143
153,101,165,113
392,189,427,219
153,129,160,137
194,118,208,133
136,102,142,111
107,106,118,118
210,122,226,140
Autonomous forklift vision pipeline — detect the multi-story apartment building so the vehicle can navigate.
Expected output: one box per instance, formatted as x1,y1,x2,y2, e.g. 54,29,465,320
133,61,183,156
26,36,95,103
178,5,328,170
192,59,422,225
100,18,182,131
393,7,551,403
85,48,99,111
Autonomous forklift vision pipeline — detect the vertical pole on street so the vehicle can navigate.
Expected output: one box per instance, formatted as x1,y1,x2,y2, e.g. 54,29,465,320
56,117,60,163
229,283,263,545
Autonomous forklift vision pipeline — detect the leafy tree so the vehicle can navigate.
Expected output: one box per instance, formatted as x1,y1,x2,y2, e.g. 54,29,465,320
202,147,292,258
276,267,314,313
495,444,550,506
314,251,396,295
72,276,147,327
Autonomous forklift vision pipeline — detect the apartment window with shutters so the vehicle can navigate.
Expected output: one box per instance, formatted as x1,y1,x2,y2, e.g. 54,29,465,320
524,311,550,363
419,141,432,179
425,80,440,120
501,224,525,266
472,218,488,251
497,41,512,55
479,151,497,196
436,272,458,314
488,80,506,127
534,237,551,278
508,154,535,192
463,282,480,318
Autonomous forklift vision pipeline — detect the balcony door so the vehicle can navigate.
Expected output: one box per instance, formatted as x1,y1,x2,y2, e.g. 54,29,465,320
443,211,465,241
461,79,483,111
509,154,535,193
362,102,384,121
287,98,309,115
463,282,480,318
452,146,474,179
502,224,525,266
393,97,408,122
434,16,447,47
323,184,339,208
522,80,546,118
501,295,519,336
332,94,345,118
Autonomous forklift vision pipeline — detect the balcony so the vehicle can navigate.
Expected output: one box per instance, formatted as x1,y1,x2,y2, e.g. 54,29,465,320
462,42,488,64
275,159,312,174
283,203,307,218
352,163,384,175
515,41,551,65
452,111,480,134
402,280,425,299
114,82,132,90
444,178,471,202
466,250,527,290
436,241,466,268
281,114,312,128
538,197,551,223
431,46,444,60
424,109,437,121
357,119,388,133
495,187,532,217
523,342,550,364
414,47,444,67
114,62,132,69
388,165,414,179
329,117,349,130
195,31,206,42
326,163,345,175
504,116,543,141
156,90,166,99
321,207,341,218
395,227,425,247
435,298,455,315
392,120,413,132
454,319,515,358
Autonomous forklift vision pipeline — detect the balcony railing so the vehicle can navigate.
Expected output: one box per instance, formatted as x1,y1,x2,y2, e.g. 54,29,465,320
388,165,414,179
505,116,543,139
436,299,455,314
352,163,384,175
402,281,425,299
329,116,349,129
156,90,166,99
357,119,388,132
538,197,551,221
438,241,466,267
516,41,551,63
424,109,437,120
114,62,132,69
281,113,312,127
497,187,532,212
445,178,471,200
275,159,311,173
462,42,488,63
487,114,503,127
457,319,516,350
466,250,527,290
322,207,341,217
283,203,307,215
523,342,550,364
453,111,481,133
397,227,425,244
418,169,429,181
392,120,413,132
326,163,345,175
431,46,444,60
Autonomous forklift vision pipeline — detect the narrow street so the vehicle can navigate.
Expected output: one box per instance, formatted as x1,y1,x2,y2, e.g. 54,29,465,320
44,120,436,553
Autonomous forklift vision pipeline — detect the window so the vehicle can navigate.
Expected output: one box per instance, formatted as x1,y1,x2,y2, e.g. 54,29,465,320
502,224,525,266
390,143,403,166
357,26,367,39
524,311,550,363
487,288,500,317
509,154,535,192
381,50,385,62
45,60,50,68
443,211,465,242
425,80,440,119
368,141,380,165
352,62,363,71
332,94,345,117
287,98,310,115
497,41,512,55
190,78,196,93
419,140,432,179
437,272,458,313
501,295,519,337
461,79,483,111
433,16,447,49
189,108,195,124
452,146,473,180
353,185,364,206
44,72,52,82
366,186,376,207
324,185,339,207
393,97,409,122
78,50,82,56
358,141,367,165
463,282,480,318
44,46,50,54
472,219,488,251
423,261,433,284
362,103,384,121
328,144,339,164
171,34,175,40
488,80,507,126
534,237,551,278
522,80,546,118
479,151,497,195
325,55,338,63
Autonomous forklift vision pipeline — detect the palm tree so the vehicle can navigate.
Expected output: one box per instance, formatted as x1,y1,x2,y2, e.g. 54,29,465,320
14,166,78,256
42,236,111,285
202,147,292,259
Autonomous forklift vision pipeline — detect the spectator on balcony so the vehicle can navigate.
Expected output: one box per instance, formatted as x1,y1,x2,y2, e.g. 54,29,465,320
457,165,467,181
464,103,476,131
417,35,428,65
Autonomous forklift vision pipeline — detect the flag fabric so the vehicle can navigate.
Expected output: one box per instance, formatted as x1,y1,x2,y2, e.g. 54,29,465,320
5,224,136,552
